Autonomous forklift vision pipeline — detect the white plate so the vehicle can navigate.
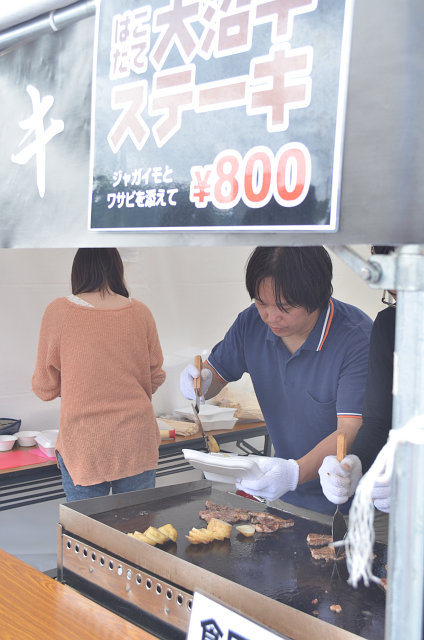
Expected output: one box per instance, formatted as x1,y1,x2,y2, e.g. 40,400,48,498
182,449,263,483
175,404,236,422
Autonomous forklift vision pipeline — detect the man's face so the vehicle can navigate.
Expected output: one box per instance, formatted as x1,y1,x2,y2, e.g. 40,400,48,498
254,278,319,339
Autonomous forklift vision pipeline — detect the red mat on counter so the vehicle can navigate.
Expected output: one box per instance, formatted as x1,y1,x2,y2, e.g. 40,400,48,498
0,449,55,470
26,448,56,460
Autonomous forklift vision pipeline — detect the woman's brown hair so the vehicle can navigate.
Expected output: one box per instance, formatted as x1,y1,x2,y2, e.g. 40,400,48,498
71,248,129,297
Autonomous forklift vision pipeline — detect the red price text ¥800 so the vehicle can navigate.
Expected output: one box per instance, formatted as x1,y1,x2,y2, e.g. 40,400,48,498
189,143,311,210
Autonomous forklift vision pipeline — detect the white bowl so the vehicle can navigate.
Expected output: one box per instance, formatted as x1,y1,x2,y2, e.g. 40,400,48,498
0,434,18,451
17,430,40,447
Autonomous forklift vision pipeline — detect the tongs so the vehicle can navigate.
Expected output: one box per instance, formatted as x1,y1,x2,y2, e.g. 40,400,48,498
192,355,220,453
332,432,348,549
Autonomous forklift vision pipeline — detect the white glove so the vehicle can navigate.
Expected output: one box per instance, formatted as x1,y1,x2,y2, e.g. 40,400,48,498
372,479,391,513
179,364,213,402
318,454,362,504
236,457,299,501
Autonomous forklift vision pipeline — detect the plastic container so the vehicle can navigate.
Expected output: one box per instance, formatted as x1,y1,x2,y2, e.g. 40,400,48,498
201,417,238,431
175,405,237,431
175,405,237,422
17,430,40,447
182,450,264,483
0,434,18,451
35,430,59,458
0,419,21,436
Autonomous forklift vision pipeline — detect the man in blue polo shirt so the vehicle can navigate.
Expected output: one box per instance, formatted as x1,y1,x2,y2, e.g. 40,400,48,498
180,246,372,515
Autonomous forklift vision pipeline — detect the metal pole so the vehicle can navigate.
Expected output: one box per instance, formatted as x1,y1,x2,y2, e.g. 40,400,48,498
330,245,382,283
0,0,96,55
386,245,424,640
330,245,424,640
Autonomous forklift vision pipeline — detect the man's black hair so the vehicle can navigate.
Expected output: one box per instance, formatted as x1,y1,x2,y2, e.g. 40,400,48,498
245,246,333,313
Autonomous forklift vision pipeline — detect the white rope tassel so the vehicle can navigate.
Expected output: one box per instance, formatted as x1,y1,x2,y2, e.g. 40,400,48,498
345,415,424,588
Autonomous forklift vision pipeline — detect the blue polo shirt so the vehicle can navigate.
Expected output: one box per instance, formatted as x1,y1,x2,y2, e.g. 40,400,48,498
207,298,372,515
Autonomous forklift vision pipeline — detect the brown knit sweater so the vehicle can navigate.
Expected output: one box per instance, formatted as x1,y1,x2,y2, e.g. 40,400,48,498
32,297,166,486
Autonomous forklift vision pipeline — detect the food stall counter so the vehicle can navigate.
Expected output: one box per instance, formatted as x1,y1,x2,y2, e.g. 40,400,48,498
0,548,158,639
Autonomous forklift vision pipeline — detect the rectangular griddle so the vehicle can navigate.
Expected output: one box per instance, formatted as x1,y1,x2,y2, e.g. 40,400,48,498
58,481,386,640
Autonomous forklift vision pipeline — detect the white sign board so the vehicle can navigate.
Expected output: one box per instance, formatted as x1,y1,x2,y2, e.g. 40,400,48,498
187,591,289,640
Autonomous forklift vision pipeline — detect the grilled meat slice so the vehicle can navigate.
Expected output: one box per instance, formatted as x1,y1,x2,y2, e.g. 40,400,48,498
204,501,250,518
200,502,294,531
306,533,333,547
200,501,251,524
249,512,294,532
310,544,346,562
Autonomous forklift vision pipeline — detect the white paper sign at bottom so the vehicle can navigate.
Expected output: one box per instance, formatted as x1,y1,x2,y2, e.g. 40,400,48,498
187,591,289,640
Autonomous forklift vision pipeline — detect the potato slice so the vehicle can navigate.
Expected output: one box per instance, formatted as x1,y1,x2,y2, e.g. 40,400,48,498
128,531,157,546
158,523,178,542
185,534,203,545
236,524,255,537
188,527,215,543
207,518,232,539
207,435,220,453
143,526,168,545
200,528,215,543
209,531,226,541
186,532,208,545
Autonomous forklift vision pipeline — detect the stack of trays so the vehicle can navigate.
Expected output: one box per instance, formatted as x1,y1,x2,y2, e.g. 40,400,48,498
35,429,59,457
175,405,237,431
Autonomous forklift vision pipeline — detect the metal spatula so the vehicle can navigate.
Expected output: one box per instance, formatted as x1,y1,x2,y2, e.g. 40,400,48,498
332,432,348,544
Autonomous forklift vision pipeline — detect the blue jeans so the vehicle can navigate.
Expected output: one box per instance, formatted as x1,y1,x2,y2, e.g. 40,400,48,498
57,452,156,502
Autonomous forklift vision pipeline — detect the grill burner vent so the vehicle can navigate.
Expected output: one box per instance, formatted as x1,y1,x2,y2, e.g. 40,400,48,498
61,534,193,632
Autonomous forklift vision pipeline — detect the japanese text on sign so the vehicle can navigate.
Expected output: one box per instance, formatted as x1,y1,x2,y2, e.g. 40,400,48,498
107,0,315,151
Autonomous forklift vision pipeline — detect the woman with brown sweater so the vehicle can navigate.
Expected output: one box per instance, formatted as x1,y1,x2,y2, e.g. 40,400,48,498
32,248,166,501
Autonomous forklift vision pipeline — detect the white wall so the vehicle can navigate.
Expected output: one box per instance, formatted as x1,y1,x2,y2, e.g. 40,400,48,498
0,245,385,431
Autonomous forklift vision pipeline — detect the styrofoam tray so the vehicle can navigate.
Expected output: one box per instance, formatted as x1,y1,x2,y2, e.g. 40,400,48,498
35,429,59,458
201,419,237,431
182,449,263,483
175,404,236,422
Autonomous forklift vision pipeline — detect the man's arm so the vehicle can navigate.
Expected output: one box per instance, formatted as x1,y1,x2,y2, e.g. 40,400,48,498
202,361,228,399
296,415,363,484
